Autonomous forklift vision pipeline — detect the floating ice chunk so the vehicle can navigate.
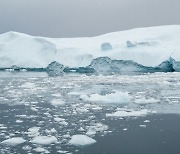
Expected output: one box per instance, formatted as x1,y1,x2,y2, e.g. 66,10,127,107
47,61,64,76
54,117,68,126
87,123,108,132
33,147,50,153
20,82,36,89
31,136,57,145
91,106,102,110
1,137,26,146
86,123,108,137
86,131,96,136
79,127,85,131
80,91,131,104
0,126,7,129
144,120,150,123
59,121,68,126
69,135,96,146
63,134,71,138
31,107,38,112
22,145,32,151
106,109,150,117
51,99,65,106
51,93,62,97
27,127,40,137
50,128,57,133
57,150,70,153
135,97,159,104
16,120,23,123
76,108,89,113
140,125,147,128
54,117,65,122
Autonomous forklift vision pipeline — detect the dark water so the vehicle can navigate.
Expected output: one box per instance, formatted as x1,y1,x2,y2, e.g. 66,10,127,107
81,114,180,154
1,103,180,154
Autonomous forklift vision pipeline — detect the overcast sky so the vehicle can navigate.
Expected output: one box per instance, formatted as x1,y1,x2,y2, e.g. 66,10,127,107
0,0,180,37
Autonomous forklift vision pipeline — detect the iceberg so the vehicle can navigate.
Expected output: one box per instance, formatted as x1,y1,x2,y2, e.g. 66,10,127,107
87,57,174,75
46,61,64,76
1,25,180,74
169,57,180,72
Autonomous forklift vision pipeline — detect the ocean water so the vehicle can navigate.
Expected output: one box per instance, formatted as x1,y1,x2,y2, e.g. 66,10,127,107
0,72,180,154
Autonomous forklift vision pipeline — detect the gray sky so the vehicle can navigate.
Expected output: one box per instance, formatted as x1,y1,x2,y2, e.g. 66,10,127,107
0,0,180,37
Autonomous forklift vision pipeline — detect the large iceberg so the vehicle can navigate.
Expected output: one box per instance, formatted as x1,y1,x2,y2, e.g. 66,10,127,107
1,25,180,73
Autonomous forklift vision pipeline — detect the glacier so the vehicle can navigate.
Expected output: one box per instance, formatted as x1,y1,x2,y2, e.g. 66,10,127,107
1,25,180,75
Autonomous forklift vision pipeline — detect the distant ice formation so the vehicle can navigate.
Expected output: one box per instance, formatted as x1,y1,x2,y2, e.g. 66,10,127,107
1,25,180,75
101,42,112,51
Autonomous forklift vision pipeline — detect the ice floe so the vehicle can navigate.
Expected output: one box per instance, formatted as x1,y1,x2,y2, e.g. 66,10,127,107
1,137,26,146
33,147,50,153
30,136,57,145
80,91,131,104
69,135,96,146
106,109,150,117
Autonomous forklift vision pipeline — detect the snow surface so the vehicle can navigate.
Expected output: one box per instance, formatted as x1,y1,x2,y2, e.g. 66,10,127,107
1,25,180,68
69,135,96,146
